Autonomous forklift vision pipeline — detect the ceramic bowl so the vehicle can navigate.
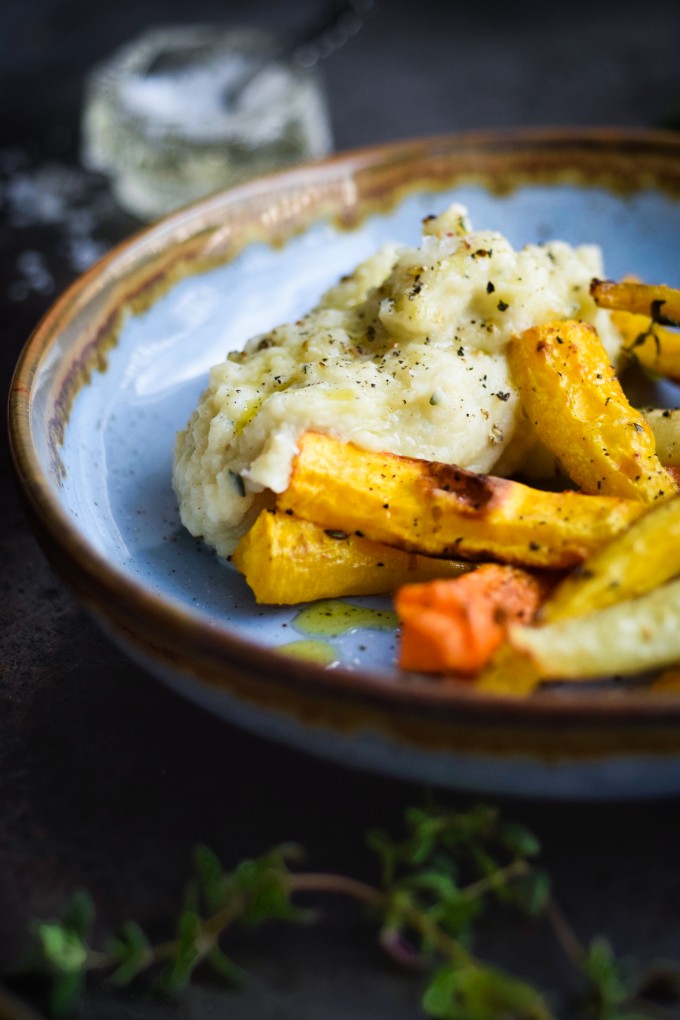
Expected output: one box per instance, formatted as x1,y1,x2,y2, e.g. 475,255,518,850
11,128,680,799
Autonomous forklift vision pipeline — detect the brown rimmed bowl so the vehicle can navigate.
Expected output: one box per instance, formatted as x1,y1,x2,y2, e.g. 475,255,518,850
10,127,680,798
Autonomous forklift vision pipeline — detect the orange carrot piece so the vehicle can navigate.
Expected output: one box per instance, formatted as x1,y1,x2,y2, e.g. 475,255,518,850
395,564,551,676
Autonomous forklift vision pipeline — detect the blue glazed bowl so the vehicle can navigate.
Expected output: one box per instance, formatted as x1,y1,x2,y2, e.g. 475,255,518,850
11,128,680,798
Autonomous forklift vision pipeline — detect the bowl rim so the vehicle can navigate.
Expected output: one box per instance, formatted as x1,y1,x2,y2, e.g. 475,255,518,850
10,124,680,729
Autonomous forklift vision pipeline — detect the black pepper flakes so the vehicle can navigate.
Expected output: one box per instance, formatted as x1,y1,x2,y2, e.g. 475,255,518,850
228,470,246,497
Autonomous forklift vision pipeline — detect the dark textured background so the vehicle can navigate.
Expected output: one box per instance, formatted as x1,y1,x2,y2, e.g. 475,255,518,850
4,1,680,1017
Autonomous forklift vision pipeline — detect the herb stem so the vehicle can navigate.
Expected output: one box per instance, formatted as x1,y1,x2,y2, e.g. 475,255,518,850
82,895,252,977
461,858,531,900
291,870,473,970
289,873,477,966
200,894,250,943
289,872,386,908
545,897,587,969
400,900,473,969
289,870,483,971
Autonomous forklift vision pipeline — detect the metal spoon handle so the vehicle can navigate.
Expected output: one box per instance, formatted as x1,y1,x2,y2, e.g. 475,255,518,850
225,0,376,105
289,0,376,68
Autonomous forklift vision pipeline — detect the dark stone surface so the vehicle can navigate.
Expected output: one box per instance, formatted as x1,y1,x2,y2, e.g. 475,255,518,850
3,1,680,1017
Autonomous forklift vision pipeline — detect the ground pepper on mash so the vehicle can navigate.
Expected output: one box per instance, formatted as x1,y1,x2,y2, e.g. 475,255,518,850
172,204,621,558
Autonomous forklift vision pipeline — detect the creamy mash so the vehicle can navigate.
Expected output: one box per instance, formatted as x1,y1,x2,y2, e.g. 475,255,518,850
173,204,620,557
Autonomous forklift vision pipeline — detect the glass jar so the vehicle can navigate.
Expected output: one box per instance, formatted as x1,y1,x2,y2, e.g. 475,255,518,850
81,23,334,220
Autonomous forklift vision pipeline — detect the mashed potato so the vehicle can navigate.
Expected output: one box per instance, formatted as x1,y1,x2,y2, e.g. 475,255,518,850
173,204,621,557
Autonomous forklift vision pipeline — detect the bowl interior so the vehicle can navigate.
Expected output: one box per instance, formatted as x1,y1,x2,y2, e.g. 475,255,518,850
15,133,680,687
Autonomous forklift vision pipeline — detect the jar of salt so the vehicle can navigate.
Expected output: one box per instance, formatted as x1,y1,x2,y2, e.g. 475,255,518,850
81,23,334,221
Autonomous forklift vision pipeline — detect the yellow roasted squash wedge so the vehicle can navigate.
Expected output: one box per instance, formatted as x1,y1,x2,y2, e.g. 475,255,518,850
232,508,470,604
513,407,680,481
508,320,677,503
279,432,646,570
591,278,680,326
541,492,680,622
474,643,543,697
609,308,680,385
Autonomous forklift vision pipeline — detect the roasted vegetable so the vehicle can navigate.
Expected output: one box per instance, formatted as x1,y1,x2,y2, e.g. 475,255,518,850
590,278,680,325
279,432,645,570
510,575,680,680
651,667,680,692
642,408,680,466
474,643,543,697
541,492,680,622
476,489,680,694
507,319,677,503
231,507,470,604
395,565,551,676
517,407,680,481
609,308,680,384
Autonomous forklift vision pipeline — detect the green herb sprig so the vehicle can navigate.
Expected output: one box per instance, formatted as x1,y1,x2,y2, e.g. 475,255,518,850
8,803,674,1020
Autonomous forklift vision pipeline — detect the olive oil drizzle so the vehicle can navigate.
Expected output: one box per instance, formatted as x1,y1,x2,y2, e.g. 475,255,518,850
277,639,338,665
293,599,398,638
